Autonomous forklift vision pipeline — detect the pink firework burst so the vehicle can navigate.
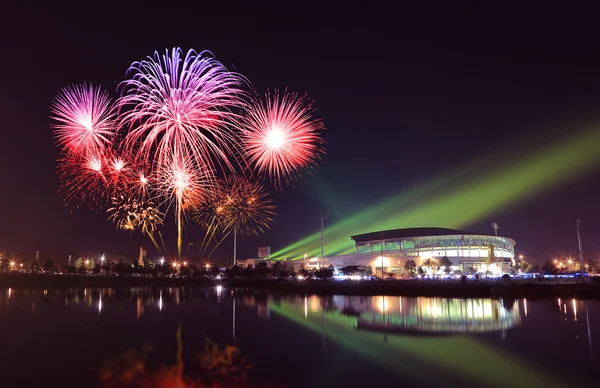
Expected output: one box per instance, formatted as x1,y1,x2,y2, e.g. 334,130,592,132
117,47,247,175
50,82,116,157
241,89,325,187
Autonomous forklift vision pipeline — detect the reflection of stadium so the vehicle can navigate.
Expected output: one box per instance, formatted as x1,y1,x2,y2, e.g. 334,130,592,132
300,227,516,275
244,294,521,336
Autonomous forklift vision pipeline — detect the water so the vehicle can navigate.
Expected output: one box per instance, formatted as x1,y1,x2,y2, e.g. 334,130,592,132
0,287,597,387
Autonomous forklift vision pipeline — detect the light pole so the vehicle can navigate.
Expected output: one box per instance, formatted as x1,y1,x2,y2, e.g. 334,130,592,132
317,213,327,268
491,222,499,236
574,217,586,283
380,236,384,279
233,226,237,267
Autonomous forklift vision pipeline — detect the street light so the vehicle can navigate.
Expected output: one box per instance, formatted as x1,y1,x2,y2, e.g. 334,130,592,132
101,255,105,263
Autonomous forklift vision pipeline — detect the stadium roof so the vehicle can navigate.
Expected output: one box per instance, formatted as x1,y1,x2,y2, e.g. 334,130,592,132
350,227,501,243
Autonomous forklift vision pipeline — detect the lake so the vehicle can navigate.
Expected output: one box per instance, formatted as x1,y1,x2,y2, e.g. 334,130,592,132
0,286,597,387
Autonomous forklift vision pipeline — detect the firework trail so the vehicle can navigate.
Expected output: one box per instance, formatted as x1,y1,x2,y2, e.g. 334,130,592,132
117,47,247,175
50,82,116,157
241,89,325,187
158,154,210,258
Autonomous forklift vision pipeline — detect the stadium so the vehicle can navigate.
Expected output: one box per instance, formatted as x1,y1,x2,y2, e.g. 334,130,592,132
298,227,516,276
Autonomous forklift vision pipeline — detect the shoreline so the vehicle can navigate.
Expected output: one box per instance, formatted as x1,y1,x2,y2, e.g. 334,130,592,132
1,274,600,299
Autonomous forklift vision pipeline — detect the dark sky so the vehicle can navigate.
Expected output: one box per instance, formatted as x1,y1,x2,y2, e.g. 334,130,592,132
2,2,600,264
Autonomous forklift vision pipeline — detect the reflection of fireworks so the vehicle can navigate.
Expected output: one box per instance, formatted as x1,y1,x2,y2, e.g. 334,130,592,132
50,82,115,156
117,47,246,174
241,89,325,187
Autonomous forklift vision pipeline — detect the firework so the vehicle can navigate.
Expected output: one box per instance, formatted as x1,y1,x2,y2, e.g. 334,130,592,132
157,154,210,257
241,89,325,187
57,147,137,209
107,195,137,230
117,47,247,175
108,195,165,251
57,151,109,208
50,82,116,156
195,176,275,260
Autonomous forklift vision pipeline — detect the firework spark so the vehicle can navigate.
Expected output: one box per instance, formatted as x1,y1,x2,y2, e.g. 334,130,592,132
50,82,116,156
107,195,138,230
241,89,325,187
117,47,247,175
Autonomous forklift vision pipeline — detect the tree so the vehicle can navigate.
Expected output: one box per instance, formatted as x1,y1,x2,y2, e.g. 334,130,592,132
439,257,453,274
422,258,438,274
528,264,541,273
586,258,599,274
404,260,417,275
272,262,283,277
283,263,296,277
43,260,56,273
255,261,270,278
315,267,333,281
541,260,556,274
339,265,361,276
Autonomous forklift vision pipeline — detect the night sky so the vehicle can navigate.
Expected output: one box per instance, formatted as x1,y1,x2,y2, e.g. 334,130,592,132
2,3,600,264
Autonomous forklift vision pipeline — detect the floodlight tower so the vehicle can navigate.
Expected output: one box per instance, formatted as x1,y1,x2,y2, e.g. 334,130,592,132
573,216,585,283
491,222,499,236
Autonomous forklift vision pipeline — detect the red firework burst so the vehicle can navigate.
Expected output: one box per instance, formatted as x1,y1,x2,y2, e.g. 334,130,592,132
50,82,116,157
57,147,139,209
57,151,109,208
241,89,325,187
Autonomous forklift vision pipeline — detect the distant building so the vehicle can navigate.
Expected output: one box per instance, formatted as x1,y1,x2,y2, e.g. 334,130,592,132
138,247,146,267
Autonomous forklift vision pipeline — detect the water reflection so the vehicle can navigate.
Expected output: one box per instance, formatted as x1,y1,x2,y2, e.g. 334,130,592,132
0,287,595,387
0,287,519,335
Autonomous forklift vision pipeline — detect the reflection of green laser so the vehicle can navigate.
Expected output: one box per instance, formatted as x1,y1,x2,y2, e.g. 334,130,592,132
270,301,565,388
272,128,600,260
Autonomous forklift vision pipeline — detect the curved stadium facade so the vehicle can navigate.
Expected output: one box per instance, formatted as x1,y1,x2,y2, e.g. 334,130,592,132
308,227,516,275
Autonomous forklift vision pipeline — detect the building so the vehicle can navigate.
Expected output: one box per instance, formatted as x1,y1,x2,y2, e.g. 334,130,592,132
285,227,516,276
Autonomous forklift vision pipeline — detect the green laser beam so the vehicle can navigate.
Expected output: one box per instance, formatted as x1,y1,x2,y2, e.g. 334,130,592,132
271,127,600,260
